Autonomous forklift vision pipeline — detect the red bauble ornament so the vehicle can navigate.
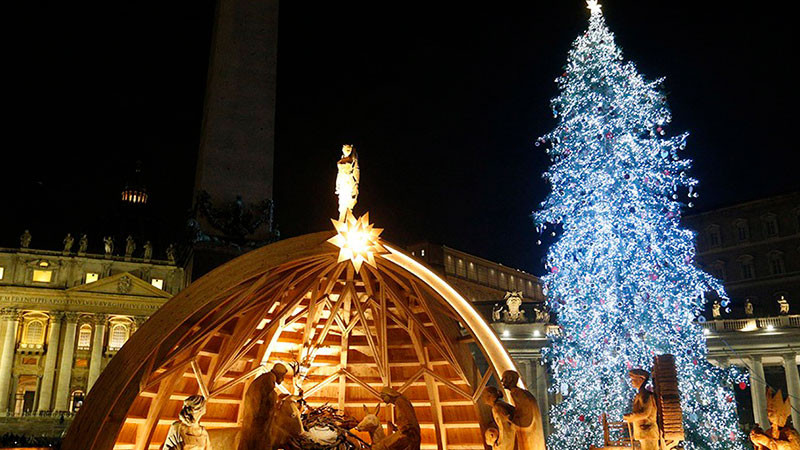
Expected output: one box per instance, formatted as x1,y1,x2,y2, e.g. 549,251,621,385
739,381,747,390
579,415,585,422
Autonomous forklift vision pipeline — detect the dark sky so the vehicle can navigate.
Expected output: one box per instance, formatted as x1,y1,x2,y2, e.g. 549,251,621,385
4,1,796,275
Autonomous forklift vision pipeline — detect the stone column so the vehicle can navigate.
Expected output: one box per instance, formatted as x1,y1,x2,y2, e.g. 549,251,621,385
87,314,108,391
37,313,63,412
748,355,769,428
0,309,21,415
783,352,800,430
519,359,533,388
54,313,79,411
535,359,551,437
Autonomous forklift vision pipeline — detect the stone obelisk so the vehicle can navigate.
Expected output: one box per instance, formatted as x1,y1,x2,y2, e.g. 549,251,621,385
190,0,280,279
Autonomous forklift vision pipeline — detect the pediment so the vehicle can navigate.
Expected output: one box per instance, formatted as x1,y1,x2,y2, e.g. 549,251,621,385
67,272,171,299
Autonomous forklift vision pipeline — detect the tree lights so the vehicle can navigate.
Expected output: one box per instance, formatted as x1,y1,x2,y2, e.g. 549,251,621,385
534,2,746,449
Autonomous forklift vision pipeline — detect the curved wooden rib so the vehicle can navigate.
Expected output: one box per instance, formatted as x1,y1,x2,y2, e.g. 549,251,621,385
63,232,520,450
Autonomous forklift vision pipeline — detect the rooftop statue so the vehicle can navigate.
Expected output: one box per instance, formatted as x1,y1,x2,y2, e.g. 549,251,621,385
335,145,359,221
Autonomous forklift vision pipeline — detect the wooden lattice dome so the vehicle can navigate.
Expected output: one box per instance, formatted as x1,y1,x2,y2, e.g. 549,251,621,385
64,232,520,450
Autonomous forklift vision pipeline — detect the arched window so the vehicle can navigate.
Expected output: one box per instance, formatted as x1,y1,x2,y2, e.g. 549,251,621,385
768,251,785,275
77,324,92,350
737,255,755,280
70,390,85,413
762,213,779,238
734,219,749,241
108,324,129,350
710,260,727,281
706,225,722,248
23,320,44,345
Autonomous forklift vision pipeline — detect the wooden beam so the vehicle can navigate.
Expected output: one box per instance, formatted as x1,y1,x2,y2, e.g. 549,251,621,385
471,369,493,403
134,368,183,450
408,322,446,450
303,370,341,398
191,359,210,399
341,368,383,399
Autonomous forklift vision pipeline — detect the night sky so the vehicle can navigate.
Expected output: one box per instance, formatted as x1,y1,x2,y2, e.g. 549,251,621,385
4,1,796,274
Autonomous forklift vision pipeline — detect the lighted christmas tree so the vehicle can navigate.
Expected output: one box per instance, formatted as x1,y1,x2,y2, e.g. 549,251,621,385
533,1,746,449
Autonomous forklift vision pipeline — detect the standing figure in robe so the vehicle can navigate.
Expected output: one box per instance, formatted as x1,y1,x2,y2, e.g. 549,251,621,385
501,370,546,450
335,145,359,221
481,386,516,450
238,363,288,450
623,369,659,450
373,387,421,450
163,395,212,450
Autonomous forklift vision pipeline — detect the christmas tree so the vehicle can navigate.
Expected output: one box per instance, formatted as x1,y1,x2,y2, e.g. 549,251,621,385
533,2,746,449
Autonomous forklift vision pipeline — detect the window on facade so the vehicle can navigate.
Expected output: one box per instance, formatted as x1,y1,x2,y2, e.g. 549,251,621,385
444,255,454,274
456,259,466,277
768,252,785,275
711,261,726,281
467,262,477,280
739,257,755,280
795,209,800,232
707,225,721,248
0,267,4,280
77,324,92,350
734,220,749,241
151,278,164,290
763,215,778,237
70,390,85,413
420,249,425,257
32,270,52,283
477,266,488,284
108,324,129,350
85,272,99,284
24,320,44,345
499,273,508,289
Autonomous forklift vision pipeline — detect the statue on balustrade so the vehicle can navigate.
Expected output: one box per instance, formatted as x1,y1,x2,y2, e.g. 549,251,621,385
238,363,289,450
20,230,32,248
623,369,659,450
104,236,114,256
372,387,421,450
78,234,88,255
750,388,800,450
63,233,74,254
501,370,545,450
163,395,212,450
125,235,136,259
481,386,516,450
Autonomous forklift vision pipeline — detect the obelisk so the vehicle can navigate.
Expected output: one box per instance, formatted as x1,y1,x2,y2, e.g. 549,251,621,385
191,0,280,279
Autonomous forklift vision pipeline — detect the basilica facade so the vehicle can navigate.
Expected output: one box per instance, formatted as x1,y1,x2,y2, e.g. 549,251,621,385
0,238,185,435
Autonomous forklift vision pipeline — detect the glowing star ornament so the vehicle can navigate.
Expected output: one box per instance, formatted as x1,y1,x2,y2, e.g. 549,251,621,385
586,0,602,15
328,211,387,272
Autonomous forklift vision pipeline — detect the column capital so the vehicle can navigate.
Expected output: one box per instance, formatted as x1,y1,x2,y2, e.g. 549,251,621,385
90,314,110,326
63,312,81,323
0,308,20,321
48,312,65,323
132,316,148,327
749,354,763,363
783,352,798,364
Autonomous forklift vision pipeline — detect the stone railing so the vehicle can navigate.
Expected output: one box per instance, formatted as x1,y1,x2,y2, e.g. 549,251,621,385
700,315,800,332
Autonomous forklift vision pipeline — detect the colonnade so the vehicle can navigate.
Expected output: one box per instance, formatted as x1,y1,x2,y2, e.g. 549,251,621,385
0,308,144,415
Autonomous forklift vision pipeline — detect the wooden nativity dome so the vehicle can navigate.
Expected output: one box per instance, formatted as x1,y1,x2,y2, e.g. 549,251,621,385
64,231,520,450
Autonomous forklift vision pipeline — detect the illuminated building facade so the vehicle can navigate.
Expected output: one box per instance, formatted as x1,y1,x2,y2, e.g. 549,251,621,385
0,242,186,435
